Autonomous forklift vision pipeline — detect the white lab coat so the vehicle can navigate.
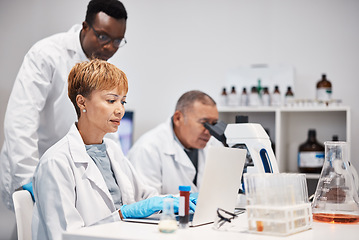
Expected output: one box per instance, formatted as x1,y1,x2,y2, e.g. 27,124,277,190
127,118,223,195
32,124,157,240
0,25,89,209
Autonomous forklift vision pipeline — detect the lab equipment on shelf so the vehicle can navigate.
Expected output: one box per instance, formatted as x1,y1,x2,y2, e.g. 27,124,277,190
228,86,238,106
271,85,281,106
248,86,260,107
239,87,248,106
285,86,294,106
219,87,228,106
316,74,332,102
298,129,325,174
261,87,270,106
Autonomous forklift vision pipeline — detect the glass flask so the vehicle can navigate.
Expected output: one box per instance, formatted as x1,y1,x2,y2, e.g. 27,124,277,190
158,198,178,233
312,141,359,224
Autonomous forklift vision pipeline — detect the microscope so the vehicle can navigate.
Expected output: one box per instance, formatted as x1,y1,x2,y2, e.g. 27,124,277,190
204,115,279,175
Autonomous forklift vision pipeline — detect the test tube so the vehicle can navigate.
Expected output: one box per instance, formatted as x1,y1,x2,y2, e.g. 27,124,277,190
178,185,191,228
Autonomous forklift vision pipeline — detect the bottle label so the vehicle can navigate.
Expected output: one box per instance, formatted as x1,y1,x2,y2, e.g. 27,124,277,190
179,196,185,216
262,94,270,106
240,94,248,106
298,152,324,167
248,93,260,106
271,94,281,106
316,88,332,101
228,94,238,106
219,95,227,106
285,96,295,106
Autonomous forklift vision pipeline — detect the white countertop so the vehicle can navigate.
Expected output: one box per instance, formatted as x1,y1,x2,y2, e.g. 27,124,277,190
62,213,359,240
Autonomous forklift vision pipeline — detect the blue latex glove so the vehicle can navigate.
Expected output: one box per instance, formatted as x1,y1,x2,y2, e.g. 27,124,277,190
22,182,35,202
120,196,196,219
190,192,199,205
121,196,177,219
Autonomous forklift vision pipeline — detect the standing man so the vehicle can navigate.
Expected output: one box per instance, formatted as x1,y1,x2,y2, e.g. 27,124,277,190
127,90,223,195
0,0,127,210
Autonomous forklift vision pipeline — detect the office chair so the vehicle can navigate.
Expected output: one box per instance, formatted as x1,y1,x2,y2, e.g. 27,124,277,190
12,190,34,240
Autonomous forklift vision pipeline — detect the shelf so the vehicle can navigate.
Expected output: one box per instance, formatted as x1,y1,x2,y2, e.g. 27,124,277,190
218,105,349,113
218,106,350,174
218,106,277,112
279,106,349,112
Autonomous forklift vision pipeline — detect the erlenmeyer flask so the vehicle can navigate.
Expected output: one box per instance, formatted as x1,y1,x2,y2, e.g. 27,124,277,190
158,198,177,233
312,141,359,223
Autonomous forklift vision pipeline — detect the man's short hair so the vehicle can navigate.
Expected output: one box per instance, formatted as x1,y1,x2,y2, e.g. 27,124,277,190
86,0,127,25
175,90,216,114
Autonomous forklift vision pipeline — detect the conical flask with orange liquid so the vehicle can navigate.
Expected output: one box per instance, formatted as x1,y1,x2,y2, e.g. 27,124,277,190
312,141,359,223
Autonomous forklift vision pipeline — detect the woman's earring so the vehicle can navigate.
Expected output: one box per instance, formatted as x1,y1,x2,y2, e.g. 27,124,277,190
82,109,86,113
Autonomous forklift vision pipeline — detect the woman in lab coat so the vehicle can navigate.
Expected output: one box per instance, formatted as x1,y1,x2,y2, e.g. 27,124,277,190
32,59,189,240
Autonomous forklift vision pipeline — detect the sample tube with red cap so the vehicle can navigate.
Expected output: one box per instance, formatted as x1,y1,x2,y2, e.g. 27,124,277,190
179,185,191,228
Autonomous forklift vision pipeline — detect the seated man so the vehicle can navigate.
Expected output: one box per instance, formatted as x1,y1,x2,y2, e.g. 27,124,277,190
32,59,194,240
127,90,223,195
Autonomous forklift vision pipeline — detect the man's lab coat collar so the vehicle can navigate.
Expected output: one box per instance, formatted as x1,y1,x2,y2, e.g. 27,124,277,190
65,24,88,61
161,118,197,171
162,117,182,156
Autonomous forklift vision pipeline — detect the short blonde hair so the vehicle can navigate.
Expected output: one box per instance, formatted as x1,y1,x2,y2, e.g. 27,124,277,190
68,59,128,118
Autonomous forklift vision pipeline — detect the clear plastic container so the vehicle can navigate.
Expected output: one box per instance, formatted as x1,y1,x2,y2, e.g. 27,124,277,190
244,173,312,236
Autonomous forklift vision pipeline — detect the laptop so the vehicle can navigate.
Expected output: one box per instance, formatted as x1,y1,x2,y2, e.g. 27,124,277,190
124,146,246,227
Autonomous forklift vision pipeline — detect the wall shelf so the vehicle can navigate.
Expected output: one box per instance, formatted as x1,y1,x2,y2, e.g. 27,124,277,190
218,106,351,174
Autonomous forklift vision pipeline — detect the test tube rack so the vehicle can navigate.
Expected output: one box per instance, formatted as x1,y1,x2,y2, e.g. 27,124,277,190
246,203,312,236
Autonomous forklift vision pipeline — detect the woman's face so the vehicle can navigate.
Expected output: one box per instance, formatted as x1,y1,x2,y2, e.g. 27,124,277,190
82,88,127,136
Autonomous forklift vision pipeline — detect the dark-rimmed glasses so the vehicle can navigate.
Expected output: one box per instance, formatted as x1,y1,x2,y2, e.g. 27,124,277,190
89,25,127,48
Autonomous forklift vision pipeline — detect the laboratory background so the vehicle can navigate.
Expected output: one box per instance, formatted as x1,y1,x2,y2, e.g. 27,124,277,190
0,0,358,239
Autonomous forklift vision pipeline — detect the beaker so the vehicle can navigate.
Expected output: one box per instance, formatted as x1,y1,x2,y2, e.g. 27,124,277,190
312,141,359,223
158,198,177,233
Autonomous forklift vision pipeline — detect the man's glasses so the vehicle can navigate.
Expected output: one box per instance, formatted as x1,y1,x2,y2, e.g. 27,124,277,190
89,25,127,48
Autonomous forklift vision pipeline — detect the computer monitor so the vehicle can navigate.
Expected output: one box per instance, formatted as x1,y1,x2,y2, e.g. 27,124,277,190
116,111,134,156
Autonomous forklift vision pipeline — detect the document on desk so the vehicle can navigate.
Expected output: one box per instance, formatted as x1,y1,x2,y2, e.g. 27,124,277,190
124,146,246,227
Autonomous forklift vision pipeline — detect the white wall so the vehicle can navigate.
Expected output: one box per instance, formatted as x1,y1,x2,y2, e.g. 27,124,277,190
1,0,358,239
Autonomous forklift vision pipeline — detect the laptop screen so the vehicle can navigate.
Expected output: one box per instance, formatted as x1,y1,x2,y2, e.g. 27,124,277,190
123,146,246,227
191,146,246,226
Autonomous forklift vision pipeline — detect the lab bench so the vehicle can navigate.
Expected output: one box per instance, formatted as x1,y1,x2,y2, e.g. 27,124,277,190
62,212,358,240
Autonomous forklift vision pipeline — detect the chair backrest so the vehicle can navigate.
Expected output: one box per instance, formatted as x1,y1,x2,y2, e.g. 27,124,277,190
12,190,34,240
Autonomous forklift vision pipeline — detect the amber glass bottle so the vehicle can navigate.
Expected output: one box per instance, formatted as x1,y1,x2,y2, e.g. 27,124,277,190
228,86,238,106
262,87,270,106
298,129,325,173
240,87,248,106
219,87,228,106
285,86,294,97
316,74,332,101
271,85,281,106
285,86,294,106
